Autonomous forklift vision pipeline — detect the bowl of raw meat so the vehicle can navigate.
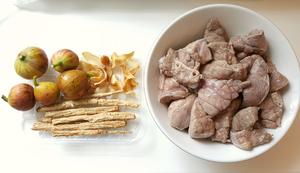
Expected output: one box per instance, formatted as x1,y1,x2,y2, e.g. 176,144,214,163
144,4,300,162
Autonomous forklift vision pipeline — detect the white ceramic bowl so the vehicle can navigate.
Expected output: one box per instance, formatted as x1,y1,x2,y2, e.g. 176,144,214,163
144,4,300,162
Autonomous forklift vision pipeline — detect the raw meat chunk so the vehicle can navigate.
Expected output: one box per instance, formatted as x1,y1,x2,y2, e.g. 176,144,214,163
212,98,241,143
158,76,189,104
208,42,237,64
232,107,259,131
202,60,248,80
242,56,270,107
230,129,272,150
171,60,202,89
204,18,228,43
266,59,289,92
159,48,176,76
259,92,283,128
168,95,196,130
198,79,250,116
182,39,212,64
158,48,200,77
189,99,215,138
230,29,268,60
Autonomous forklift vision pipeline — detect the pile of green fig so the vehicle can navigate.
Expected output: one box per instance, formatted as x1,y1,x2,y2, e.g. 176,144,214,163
2,47,89,111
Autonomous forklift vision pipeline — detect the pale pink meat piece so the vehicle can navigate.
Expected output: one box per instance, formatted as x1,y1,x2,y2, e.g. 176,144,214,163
230,29,268,60
168,95,196,130
204,18,228,43
230,129,272,150
232,107,259,131
189,99,215,138
182,39,213,65
171,60,202,89
242,56,270,107
198,79,250,116
159,48,176,76
266,58,289,92
158,48,200,77
208,42,237,64
202,60,248,81
259,92,283,128
158,76,189,104
211,98,241,143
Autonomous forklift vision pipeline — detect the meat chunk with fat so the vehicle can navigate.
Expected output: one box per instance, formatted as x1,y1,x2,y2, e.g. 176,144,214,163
259,92,283,128
211,98,241,143
198,79,250,116
168,95,196,130
204,18,229,43
189,99,215,138
171,60,202,89
158,75,189,104
182,39,212,65
266,58,289,92
230,29,268,60
202,60,248,81
232,107,259,131
159,48,200,76
208,42,237,64
230,129,272,150
242,56,270,107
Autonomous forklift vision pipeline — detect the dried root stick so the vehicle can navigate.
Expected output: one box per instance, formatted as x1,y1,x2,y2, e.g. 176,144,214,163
86,90,123,98
44,106,119,118
52,112,136,125
52,121,126,131
37,98,139,112
32,122,52,131
32,121,126,131
40,117,52,123
52,129,129,137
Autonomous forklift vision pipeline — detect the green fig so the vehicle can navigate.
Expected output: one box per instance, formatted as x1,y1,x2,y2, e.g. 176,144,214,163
56,70,89,100
51,49,79,73
2,83,35,111
33,77,60,106
14,47,48,79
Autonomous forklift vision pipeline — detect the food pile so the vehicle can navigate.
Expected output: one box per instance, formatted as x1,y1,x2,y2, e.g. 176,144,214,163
2,47,140,137
158,18,289,150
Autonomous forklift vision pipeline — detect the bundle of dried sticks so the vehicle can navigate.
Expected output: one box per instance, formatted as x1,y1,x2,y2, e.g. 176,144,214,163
32,92,139,137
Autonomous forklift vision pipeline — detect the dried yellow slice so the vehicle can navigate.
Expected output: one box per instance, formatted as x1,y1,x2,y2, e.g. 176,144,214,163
123,73,138,93
111,51,134,68
110,74,123,91
82,51,103,67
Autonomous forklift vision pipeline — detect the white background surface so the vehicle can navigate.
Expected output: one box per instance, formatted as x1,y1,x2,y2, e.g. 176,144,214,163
0,0,299,173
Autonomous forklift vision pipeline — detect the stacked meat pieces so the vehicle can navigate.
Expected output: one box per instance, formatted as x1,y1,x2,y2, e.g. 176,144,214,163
158,18,289,150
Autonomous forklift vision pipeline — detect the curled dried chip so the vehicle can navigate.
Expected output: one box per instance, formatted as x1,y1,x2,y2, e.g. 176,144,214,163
111,51,134,68
87,68,107,88
121,60,140,76
100,55,111,66
123,71,138,93
82,51,105,68
102,56,113,81
110,74,123,91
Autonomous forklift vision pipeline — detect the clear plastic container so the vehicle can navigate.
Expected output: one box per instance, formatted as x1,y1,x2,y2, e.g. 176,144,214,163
21,62,148,146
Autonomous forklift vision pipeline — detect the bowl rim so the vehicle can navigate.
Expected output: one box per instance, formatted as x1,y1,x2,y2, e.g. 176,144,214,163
144,3,300,163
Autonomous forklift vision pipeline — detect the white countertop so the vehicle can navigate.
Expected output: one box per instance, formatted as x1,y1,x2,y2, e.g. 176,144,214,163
0,0,300,173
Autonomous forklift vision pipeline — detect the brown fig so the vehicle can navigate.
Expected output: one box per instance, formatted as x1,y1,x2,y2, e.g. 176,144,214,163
56,70,89,100
2,83,36,111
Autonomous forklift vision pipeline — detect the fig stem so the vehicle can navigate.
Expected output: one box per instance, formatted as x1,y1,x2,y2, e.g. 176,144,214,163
20,55,26,61
86,72,93,79
1,95,8,102
33,76,39,87
53,61,63,68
